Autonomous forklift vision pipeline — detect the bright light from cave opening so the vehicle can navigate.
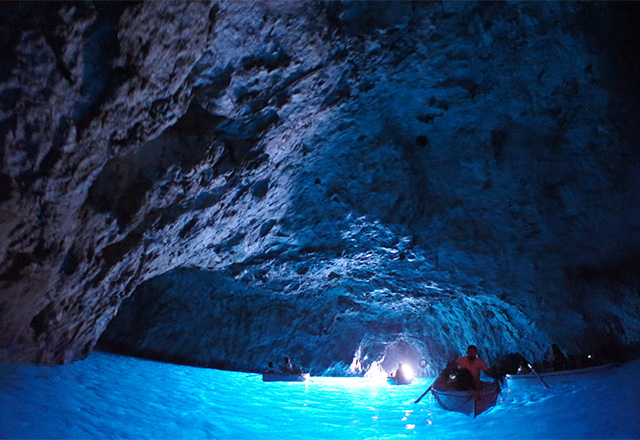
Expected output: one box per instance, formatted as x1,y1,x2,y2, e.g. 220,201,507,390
401,364,415,381
363,361,416,382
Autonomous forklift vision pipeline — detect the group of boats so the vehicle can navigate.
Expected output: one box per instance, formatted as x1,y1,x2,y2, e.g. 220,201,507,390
261,360,617,418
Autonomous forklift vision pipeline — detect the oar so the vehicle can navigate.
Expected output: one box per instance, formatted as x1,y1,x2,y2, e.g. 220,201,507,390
414,380,436,403
525,361,550,389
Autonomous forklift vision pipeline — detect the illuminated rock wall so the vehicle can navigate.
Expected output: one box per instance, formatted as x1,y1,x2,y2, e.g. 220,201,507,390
99,268,547,376
2,1,639,372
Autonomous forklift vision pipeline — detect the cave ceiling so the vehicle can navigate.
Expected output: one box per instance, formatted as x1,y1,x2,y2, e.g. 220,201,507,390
1,1,639,374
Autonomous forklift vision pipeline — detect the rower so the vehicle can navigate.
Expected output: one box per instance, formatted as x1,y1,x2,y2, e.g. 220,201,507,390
456,345,501,389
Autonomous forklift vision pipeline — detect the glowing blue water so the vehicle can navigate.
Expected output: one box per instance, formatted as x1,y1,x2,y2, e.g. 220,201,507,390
1,352,639,439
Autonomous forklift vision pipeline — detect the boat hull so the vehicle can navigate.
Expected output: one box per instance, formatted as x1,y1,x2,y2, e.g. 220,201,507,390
432,380,500,417
505,364,616,389
387,376,413,386
262,373,310,382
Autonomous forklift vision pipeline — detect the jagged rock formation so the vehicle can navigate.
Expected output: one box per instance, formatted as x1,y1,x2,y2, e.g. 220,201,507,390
2,1,640,375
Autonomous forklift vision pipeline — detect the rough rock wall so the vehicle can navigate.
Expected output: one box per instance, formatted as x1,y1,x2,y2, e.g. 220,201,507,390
2,1,640,372
1,1,215,362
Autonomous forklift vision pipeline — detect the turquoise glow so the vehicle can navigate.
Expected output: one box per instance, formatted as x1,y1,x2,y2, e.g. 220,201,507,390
0,352,638,439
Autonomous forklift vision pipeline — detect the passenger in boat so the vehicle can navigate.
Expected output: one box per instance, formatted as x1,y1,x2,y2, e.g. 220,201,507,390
281,356,294,373
389,362,410,383
456,345,501,389
280,356,304,375
265,361,277,374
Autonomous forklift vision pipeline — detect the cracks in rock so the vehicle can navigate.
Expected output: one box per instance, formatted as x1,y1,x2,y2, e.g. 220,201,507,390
30,302,59,339
0,252,35,282
239,45,292,72
85,102,221,228
177,217,199,240
69,3,131,133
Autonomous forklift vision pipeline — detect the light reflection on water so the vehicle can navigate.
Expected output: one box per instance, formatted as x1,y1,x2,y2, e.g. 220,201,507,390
0,352,639,439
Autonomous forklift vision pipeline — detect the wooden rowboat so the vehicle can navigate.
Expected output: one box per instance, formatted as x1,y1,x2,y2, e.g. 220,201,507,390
505,363,616,389
262,372,310,382
431,379,500,417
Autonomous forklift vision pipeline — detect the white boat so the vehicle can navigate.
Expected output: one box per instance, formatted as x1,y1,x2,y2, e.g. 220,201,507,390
505,363,617,389
262,372,310,382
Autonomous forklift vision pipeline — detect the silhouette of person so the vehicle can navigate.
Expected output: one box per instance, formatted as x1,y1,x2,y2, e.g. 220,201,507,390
280,356,294,373
551,344,568,371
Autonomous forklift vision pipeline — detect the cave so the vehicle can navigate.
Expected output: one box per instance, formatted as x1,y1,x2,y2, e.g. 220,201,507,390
1,1,640,382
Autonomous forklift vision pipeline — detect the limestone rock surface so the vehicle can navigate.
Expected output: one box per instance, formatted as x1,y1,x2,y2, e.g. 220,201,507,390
1,1,640,374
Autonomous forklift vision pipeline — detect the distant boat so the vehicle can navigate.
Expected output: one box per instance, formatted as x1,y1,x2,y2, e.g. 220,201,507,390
505,363,617,389
387,375,413,386
387,363,414,385
262,372,310,382
431,379,500,417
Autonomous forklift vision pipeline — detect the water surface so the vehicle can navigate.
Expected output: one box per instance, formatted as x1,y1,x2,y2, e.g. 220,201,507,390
1,352,639,439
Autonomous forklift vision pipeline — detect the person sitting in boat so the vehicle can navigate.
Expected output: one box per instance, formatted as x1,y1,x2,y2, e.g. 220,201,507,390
280,356,304,374
456,345,501,389
280,356,294,373
265,361,277,374
389,362,410,383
